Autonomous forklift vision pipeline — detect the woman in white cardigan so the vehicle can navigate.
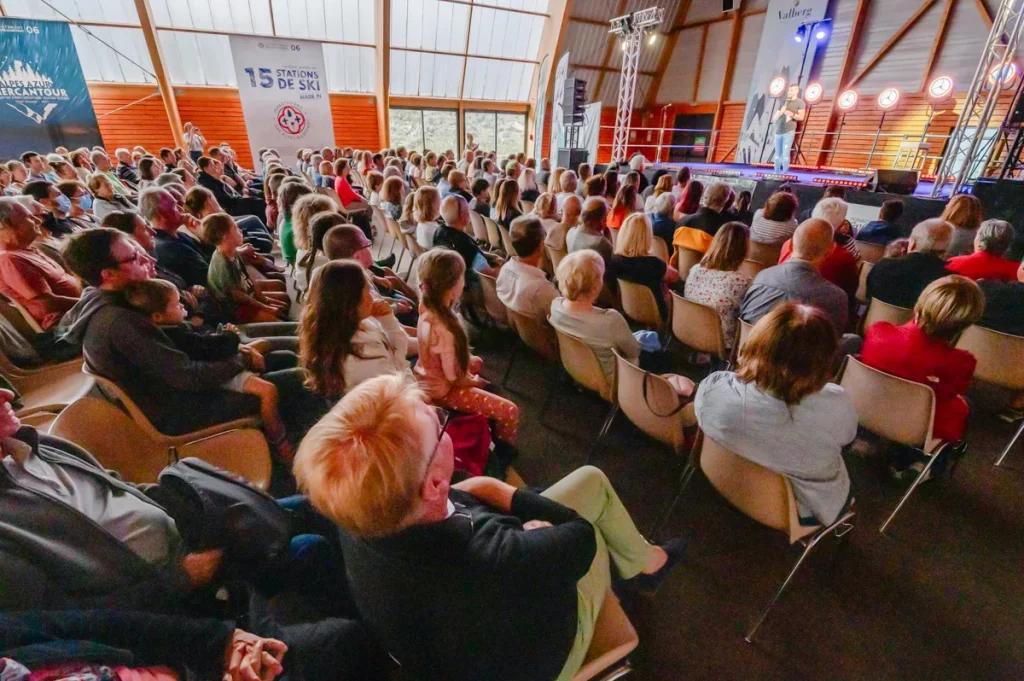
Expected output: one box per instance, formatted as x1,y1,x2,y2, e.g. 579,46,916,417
299,260,410,397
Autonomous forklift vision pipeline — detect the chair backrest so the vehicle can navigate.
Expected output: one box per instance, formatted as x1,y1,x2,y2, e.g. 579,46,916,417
838,356,935,448
572,589,638,681
675,247,704,280
316,185,343,209
483,215,503,251
49,397,169,484
521,200,535,214
469,211,489,242
855,240,885,264
498,224,516,256
385,216,404,241
613,350,691,453
553,326,613,402
737,259,766,280
403,232,425,258
370,206,389,248
545,244,568,273
651,236,670,264
0,292,43,335
956,324,1024,391
855,260,874,304
477,271,509,326
863,297,913,331
698,433,815,543
85,366,165,437
670,292,726,359
747,241,782,266
617,279,663,328
405,254,422,289
507,308,559,362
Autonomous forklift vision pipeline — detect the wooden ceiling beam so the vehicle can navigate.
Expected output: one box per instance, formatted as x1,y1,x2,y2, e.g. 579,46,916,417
816,0,871,166
374,0,390,149
645,0,693,111
709,3,745,160
974,0,994,29
921,0,957,92
592,0,629,107
847,0,939,90
133,0,184,149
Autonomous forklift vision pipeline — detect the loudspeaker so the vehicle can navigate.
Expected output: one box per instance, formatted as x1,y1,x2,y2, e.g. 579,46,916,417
869,169,919,195
557,148,589,170
562,78,587,125
723,0,735,10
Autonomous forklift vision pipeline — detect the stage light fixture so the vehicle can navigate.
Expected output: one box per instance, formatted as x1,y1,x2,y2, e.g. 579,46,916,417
769,76,787,98
804,82,824,104
794,25,806,43
621,39,628,51
877,87,900,110
648,32,657,45
816,27,828,40
988,63,1019,88
927,75,954,102
837,89,858,110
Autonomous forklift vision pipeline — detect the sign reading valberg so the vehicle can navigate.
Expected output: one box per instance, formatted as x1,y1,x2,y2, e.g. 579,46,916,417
229,36,335,170
0,18,103,157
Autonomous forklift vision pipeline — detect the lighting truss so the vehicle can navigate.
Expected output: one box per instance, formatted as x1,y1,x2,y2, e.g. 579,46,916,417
930,0,1024,197
609,6,665,163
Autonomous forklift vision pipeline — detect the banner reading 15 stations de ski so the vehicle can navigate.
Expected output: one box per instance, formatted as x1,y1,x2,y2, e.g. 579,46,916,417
229,35,335,170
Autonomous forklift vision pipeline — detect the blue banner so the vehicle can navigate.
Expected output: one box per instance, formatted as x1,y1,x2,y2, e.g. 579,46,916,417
0,18,103,158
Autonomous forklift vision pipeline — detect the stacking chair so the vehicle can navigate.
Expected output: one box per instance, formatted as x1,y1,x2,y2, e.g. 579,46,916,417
402,232,425,263
571,589,639,681
746,241,782,267
854,240,885,264
837,356,946,534
316,185,343,208
385,217,409,271
683,432,856,642
855,261,874,305
1,353,93,418
613,350,695,456
476,271,509,328
483,215,504,252
730,318,756,365
503,309,560,392
674,247,703,281
369,206,391,259
546,244,568,273
469,211,489,244
955,325,1024,466
669,292,728,366
552,326,618,447
85,367,271,482
862,298,913,332
521,200,535,214
651,237,670,264
737,259,767,280
618,280,664,330
498,223,516,257
0,293,43,338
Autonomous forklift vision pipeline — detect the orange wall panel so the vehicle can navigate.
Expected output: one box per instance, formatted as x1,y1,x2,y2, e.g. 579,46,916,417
89,84,174,157
176,89,253,167
330,95,379,151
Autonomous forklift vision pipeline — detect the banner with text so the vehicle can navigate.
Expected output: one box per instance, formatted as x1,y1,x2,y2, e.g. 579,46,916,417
229,35,334,170
736,0,829,164
0,18,103,158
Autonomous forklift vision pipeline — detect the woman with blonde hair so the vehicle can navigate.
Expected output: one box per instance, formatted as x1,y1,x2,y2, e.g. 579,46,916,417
941,193,984,257
379,175,405,221
643,174,674,213
413,185,442,249
549,167,565,203
684,222,753,349
408,152,423,180
423,151,440,183
861,275,983,477
492,178,523,232
695,302,857,524
610,213,680,320
556,170,578,211
533,192,559,234
518,167,541,203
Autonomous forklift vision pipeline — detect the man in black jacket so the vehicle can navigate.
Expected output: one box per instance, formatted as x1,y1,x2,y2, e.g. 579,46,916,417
677,181,731,237
294,374,686,681
867,218,953,309
197,156,267,219
140,187,211,288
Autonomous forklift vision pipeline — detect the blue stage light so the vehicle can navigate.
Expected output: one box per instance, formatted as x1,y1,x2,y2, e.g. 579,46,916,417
816,28,828,40
794,26,806,43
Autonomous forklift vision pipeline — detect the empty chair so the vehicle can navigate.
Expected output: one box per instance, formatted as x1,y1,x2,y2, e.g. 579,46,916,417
613,350,695,456
691,432,855,641
618,279,664,329
477,271,509,327
571,590,639,681
837,356,946,533
669,292,727,364
862,297,913,332
737,259,767,280
747,241,782,267
955,325,1024,466
553,326,618,443
855,261,874,305
674,247,703,280
855,240,885,264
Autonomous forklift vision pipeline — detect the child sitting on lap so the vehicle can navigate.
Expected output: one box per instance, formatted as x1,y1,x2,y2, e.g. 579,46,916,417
125,279,296,461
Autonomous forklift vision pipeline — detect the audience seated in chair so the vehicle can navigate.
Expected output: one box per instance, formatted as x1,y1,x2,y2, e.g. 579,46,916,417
567,197,613,262
749,191,799,247
611,213,679,321
945,219,1021,282
293,373,686,681
685,222,753,352
866,218,953,309
856,199,906,245
941,194,984,258
196,155,267,222
497,215,559,324
696,302,856,525
434,194,503,281
545,194,581,253
278,181,315,267
185,184,274,255
779,199,859,300
677,182,730,238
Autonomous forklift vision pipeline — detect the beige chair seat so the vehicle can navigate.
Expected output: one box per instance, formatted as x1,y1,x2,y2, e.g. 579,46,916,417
477,271,509,327
572,590,639,681
618,279,664,329
11,360,95,417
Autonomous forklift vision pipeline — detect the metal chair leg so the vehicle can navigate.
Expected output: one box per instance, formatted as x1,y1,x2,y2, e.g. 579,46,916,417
500,343,519,388
995,419,1024,466
879,445,945,535
588,404,619,462
745,510,856,642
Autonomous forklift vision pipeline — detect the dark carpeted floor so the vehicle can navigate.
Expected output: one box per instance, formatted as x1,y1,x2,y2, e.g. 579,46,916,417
473,330,1024,681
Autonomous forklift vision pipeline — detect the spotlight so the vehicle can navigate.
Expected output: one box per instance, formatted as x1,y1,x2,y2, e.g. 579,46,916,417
837,89,858,111
927,75,954,102
621,39,628,51
804,82,824,104
794,25,806,43
988,63,1019,88
648,32,657,45
769,76,787,98
816,27,828,40
877,87,900,110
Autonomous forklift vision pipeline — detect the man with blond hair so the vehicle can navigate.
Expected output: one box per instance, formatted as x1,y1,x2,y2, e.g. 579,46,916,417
294,373,685,681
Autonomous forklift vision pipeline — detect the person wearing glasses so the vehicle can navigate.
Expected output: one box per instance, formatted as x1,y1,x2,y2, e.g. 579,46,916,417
294,372,687,681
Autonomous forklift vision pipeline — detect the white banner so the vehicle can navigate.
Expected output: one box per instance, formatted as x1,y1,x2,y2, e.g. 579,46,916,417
229,35,335,171
736,0,829,164
581,102,602,167
534,54,550,161
550,51,569,160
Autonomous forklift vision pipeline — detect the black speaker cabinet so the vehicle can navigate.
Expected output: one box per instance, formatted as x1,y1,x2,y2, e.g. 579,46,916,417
557,148,589,170
869,169,919,195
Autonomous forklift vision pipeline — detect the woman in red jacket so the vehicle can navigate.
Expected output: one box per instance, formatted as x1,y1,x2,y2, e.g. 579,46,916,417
860,275,984,477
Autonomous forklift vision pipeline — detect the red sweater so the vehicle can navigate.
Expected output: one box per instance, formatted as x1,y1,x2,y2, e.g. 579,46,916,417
945,250,1021,282
333,174,362,207
779,240,859,300
860,321,975,443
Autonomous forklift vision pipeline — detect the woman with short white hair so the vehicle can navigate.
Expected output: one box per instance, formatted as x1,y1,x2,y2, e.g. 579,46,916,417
556,170,578,211
812,197,859,260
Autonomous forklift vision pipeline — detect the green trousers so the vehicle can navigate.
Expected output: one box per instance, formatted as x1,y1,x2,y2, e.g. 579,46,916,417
542,466,652,681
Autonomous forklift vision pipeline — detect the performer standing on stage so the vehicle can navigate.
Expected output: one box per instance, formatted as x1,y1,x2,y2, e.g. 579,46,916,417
772,85,806,174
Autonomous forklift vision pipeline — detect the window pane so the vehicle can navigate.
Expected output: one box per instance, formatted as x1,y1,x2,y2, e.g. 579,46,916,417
390,109,425,154
423,110,458,155
464,112,496,155
496,113,526,157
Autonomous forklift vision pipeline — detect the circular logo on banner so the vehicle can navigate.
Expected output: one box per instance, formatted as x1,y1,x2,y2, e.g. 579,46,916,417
275,103,308,137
